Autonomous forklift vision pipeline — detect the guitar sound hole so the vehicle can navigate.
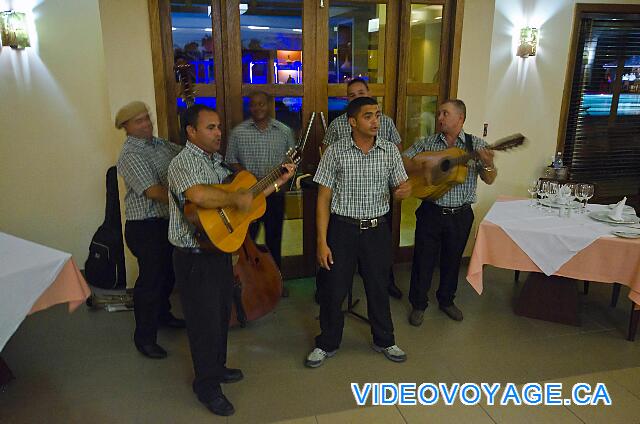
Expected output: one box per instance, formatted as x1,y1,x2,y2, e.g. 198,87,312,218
441,160,451,172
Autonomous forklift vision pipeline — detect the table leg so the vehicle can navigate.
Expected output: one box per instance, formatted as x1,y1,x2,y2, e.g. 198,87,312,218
628,303,639,342
514,273,580,326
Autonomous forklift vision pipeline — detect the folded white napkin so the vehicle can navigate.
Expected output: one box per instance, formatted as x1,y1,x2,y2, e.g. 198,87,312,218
609,197,627,221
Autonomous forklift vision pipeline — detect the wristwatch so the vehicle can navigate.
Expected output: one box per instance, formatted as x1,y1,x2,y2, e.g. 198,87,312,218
273,182,280,192
482,165,495,172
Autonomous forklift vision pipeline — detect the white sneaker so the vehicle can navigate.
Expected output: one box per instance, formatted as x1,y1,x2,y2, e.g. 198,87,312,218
304,348,337,368
372,344,407,362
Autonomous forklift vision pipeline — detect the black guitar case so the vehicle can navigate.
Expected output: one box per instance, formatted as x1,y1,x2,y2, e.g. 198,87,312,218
84,166,127,289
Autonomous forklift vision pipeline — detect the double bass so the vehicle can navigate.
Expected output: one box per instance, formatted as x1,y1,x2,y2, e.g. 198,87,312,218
182,152,301,327
175,60,292,327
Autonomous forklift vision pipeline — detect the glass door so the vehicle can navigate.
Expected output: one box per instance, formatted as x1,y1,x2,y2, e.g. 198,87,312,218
155,0,463,276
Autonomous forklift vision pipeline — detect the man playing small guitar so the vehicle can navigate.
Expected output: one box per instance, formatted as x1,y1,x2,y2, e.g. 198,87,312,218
402,99,496,326
167,105,294,416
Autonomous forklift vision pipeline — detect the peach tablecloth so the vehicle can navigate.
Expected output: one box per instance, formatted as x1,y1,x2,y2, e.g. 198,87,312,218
467,198,640,306
0,233,91,351
29,259,91,314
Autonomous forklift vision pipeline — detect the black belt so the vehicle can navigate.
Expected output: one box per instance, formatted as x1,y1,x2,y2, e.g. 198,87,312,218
428,203,471,215
333,214,386,230
175,246,207,255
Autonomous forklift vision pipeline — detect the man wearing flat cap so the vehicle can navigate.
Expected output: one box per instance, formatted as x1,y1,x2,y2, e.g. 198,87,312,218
115,101,185,359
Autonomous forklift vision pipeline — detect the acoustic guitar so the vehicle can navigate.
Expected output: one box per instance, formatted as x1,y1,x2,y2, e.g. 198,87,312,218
184,147,301,253
407,133,526,200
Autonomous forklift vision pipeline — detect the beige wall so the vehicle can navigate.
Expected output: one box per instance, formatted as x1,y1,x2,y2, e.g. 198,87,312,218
99,0,157,131
458,0,640,254
0,0,156,285
0,0,119,267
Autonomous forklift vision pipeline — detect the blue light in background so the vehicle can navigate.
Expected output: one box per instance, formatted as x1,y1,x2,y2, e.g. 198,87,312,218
581,93,640,116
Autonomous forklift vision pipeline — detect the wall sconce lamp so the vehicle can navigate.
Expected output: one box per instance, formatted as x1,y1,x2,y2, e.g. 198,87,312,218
0,10,31,49
517,26,538,58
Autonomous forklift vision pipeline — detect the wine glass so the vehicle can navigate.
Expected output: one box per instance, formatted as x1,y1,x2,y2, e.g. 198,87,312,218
565,183,577,208
575,183,586,214
538,181,549,211
527,179,538,207
581,184,594,212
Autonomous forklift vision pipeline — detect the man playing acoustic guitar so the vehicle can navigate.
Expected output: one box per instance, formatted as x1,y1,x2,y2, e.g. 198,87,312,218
402,99,496,326
167,105,295,416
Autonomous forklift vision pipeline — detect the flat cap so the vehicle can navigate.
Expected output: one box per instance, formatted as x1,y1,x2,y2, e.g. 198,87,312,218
115,101,150,129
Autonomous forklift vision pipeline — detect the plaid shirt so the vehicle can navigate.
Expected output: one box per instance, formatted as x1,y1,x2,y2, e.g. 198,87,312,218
225,118,295,178
167,141,232,248
322,113,401,146
314,136,408,219
116,136,182,220
403,130,488,207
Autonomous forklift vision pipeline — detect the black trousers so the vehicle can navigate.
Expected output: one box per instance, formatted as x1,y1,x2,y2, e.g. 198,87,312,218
409,202,474,310
315,215,395,352
249,193,285,267
124,218,175,345
173,248,234,398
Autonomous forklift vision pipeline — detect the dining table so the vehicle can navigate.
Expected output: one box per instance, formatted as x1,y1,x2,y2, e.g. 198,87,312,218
466,197,640,340
0,232,91,386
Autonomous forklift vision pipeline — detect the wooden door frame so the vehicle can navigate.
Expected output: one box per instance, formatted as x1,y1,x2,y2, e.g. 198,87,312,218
149,0,226,144
149,0,465,275
393,0,464,262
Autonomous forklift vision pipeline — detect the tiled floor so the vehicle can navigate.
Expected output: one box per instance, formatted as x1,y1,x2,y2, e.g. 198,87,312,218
2,263,640,423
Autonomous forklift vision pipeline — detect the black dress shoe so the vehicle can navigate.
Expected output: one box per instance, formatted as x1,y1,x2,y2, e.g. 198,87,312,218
199,393,235,416
221,367,244,384
388,283,403,299
135,343,167,359
159,314,186,329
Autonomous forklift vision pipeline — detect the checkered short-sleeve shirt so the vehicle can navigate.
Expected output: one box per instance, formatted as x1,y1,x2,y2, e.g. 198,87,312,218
403,130,488,207
168,142,232,248
314,136,408,219
116,136,182,220
322,113,401,146
225,118,295,178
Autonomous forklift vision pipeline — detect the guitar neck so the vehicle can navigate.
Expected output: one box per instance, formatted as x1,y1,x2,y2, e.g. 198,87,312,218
450,143,504,166
250,162,287,196
451,151,478,166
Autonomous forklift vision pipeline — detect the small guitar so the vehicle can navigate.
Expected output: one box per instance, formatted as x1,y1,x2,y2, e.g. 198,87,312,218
184,148,301,253
408,133,526,200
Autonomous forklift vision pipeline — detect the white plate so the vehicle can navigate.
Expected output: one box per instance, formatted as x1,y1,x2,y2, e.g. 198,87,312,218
539,199,581,209
612,229,640,239
589,210,640,225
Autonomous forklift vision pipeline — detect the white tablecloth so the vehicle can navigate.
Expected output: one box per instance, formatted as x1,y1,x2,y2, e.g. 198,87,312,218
0,233,71,351
484,200,622,275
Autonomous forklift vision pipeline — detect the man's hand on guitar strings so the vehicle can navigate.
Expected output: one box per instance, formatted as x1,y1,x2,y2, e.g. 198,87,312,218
477,148,495,167
276,163,297,187
230,190,253,212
